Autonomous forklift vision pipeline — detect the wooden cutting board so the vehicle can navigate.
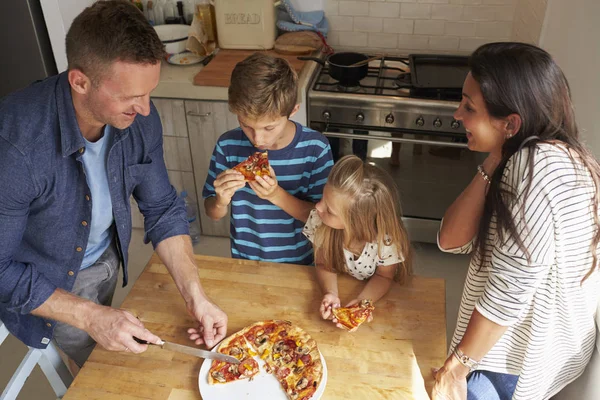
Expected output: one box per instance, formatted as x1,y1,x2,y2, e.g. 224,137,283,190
193,49,307,87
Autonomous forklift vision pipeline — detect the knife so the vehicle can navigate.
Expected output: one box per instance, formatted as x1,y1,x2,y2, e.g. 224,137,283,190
200,47,219,66
134,337,240,364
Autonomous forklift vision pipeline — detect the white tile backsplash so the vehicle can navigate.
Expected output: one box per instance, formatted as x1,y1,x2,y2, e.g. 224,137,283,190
339,1,370,16
431,5,464,20
322,0,534,54
383,18,415,34
369,2,401,18
401,3,432,19
415,19,446,35
354,16,384,32
368,33,399,48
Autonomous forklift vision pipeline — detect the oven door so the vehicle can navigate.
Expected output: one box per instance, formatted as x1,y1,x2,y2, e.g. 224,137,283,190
310,122,485,243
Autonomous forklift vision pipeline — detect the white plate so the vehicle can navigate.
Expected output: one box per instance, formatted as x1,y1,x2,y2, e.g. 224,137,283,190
198,346,328,400
167,52,205,65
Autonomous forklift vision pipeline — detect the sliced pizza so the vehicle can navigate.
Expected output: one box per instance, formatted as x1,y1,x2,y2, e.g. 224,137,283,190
332,299,375,331
232,151,271,181
208,334,259,384
207,320,323,400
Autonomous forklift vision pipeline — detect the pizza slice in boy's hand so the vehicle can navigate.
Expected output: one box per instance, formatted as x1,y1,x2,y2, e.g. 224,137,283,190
332,299,375,331
232,151,271,181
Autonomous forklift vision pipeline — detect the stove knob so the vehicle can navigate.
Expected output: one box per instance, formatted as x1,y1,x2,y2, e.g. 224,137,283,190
385,114,395,124
416,117,425,127
451,120,461,129
322,110,331,120
356,113,365,123
433,118,442,128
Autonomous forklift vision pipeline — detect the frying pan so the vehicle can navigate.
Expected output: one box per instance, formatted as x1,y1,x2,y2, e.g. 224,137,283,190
298,52,369,86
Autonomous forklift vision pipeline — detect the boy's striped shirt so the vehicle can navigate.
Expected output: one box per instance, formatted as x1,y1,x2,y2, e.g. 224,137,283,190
203,122,333,265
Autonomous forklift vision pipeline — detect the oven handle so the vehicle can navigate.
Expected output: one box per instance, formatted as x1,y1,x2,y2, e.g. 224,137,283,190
321,129,469,148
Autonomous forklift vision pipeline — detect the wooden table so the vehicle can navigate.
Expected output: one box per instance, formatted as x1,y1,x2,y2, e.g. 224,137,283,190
63,254,446,400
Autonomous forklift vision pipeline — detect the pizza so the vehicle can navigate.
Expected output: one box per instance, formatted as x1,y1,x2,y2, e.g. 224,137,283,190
232,151,271,181
332,299,375,331
208,320,323,400
207,332,260,384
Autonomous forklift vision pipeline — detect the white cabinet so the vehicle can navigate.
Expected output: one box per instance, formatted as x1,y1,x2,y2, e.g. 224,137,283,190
131,98,197,229
186,100,239,237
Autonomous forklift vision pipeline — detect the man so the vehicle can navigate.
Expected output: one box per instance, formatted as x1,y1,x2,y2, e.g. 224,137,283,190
0,0,227,373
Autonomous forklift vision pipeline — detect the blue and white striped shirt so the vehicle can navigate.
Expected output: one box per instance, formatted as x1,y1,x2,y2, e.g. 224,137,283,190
203,122,333,265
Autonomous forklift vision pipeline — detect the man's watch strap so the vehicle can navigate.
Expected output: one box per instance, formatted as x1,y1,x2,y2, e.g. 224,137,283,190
453,347,480,372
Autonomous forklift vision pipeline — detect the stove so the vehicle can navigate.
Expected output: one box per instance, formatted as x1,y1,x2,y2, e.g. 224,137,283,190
307,53,484,243
308,55,466,138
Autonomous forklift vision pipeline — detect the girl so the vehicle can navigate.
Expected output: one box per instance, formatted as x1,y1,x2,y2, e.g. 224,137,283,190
302,155,412,328
433,42,600,400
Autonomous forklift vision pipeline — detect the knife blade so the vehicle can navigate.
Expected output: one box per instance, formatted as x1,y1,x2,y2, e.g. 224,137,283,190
134,337,240,364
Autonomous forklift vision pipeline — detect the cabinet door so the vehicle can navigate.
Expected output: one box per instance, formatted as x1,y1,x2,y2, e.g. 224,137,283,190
153,98,188,137
132,98,196,230
186,100,239,237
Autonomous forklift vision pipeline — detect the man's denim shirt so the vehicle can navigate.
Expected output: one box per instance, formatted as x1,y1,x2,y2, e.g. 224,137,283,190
0,73,189,348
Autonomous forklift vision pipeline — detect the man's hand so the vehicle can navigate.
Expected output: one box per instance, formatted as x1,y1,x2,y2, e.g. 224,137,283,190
84,305,161,353
248,167,281,201
213,169,245,207
186,298,228,348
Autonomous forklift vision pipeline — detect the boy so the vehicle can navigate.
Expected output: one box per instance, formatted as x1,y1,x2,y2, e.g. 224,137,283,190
203,53,333,265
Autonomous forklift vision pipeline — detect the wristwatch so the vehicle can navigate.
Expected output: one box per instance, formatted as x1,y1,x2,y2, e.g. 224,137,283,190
453,347,480,372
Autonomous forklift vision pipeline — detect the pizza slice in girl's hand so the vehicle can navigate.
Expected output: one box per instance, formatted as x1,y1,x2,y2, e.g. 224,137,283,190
332,299,375,331
232,151,271,181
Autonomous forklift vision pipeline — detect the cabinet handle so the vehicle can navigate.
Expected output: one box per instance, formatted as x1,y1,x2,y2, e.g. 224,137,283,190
187,111,212,117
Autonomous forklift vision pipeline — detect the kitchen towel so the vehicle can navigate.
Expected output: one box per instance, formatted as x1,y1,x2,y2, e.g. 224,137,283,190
276,0,329,35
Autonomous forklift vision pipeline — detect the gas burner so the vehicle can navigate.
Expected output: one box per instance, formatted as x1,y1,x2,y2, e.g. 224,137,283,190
336,84,362,93
393,72,411,88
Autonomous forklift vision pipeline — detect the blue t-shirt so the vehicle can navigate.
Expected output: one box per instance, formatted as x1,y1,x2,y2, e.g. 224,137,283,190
80,125,114,269
203,122,333,265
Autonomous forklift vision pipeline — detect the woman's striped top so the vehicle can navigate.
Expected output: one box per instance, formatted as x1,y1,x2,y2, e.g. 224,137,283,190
440,143,600,399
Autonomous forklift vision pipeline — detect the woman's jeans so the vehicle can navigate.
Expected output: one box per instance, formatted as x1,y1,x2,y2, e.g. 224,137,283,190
467,370,519,400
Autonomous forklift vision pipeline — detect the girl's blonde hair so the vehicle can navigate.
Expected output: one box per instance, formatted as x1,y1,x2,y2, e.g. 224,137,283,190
314,155,412,283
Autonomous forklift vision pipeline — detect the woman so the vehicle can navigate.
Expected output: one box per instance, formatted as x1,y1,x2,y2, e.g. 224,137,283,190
433,42,600,400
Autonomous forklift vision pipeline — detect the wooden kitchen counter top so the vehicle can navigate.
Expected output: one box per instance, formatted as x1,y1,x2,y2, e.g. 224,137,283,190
63,254,446,400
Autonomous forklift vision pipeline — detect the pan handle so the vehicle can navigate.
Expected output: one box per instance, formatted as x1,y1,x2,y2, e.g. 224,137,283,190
297,56,326,66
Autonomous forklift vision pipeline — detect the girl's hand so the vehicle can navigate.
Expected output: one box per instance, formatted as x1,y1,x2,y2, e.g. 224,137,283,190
319,292,340,320
331,298,373,332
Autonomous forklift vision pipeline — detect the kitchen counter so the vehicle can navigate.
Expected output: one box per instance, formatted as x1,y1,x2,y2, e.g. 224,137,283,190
151,52,320,101
63,253,446,400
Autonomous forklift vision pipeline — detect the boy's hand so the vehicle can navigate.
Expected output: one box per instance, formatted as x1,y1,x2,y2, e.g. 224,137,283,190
213,169,245,206
248,167,281,201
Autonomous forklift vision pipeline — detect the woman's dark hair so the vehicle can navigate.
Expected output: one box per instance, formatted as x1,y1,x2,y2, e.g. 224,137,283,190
472,42,600,282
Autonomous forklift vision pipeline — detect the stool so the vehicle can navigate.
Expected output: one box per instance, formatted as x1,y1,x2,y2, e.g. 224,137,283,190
0,320,73,400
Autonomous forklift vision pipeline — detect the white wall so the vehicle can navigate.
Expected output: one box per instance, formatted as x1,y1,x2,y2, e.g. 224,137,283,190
541,2,600,398
40,0,95,72
511,0,547,44
321,0,520,55
539,0,600,158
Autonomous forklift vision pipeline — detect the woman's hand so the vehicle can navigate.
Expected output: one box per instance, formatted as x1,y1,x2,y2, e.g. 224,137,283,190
431,355,469,400
319,292,340,320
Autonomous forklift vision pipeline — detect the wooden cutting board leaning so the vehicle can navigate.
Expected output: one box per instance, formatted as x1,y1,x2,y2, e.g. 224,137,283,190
193,49,307,87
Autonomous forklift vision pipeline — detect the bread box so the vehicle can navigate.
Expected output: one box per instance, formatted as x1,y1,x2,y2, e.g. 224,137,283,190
213,0,276,50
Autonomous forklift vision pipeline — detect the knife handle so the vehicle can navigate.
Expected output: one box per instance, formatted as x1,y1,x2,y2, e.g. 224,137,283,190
133,336,149,345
